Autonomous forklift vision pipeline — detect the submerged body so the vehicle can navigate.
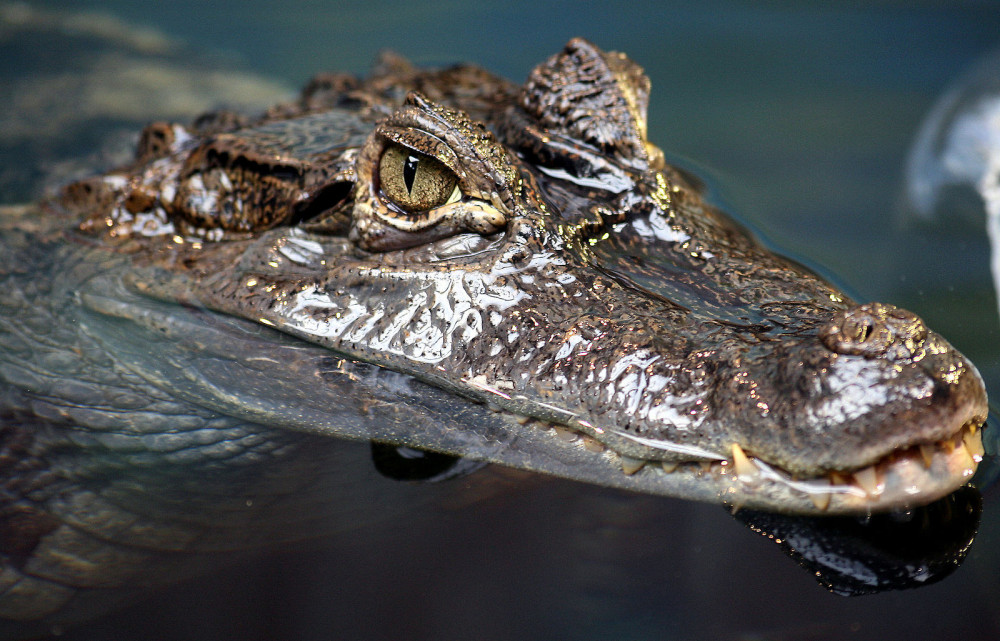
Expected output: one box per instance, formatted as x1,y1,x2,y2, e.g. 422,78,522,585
0,37,988,620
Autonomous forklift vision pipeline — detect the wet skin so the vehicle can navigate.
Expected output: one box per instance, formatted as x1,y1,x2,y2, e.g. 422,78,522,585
1,35,988,563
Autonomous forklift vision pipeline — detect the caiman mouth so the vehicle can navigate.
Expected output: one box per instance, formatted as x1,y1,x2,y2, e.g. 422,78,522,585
509,413,985,515
723,420,985,512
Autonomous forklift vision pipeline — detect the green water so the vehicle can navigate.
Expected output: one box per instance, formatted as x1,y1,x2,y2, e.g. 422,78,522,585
4,1,1000,639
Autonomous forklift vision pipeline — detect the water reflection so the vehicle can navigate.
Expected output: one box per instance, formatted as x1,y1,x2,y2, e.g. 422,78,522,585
734,486,982,596
370,443,488,482
380,446,984,599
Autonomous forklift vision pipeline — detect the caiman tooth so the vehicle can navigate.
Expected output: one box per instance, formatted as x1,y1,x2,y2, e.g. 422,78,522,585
853,466,880,496
731,443,757,480
964,429,985,460
808,480,832,511
621,456,646,475
661,461,679,473
919,444,935,469
829,472,849,486
955,440,976,472
514,414,532,425
553,426,577,442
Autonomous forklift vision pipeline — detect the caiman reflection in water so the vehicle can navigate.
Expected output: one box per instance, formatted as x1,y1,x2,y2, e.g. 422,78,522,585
735,485,982,596
0,38,989,625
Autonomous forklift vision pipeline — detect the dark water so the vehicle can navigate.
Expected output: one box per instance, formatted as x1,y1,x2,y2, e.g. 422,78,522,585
4,1,1000,639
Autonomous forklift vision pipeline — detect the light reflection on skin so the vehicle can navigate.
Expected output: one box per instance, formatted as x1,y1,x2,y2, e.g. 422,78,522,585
277,268,529,365
814,357,915,426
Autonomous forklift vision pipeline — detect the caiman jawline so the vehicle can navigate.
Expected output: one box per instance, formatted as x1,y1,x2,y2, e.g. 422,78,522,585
722,421,985,512
520,413,985,515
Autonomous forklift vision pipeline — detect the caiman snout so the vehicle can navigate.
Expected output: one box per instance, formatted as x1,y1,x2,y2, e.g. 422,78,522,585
819,302,928,360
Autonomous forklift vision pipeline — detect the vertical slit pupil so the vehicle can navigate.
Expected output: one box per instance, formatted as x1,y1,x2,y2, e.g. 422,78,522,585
403,154,419,194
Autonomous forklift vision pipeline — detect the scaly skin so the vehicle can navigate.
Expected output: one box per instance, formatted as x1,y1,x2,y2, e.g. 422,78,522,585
0,38,988,623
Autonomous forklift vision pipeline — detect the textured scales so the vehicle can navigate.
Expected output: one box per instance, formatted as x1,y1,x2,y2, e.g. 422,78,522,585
19,36,994,509
0,37,990,622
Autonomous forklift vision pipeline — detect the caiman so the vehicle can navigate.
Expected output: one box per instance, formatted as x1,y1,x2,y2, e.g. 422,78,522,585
0,38,989,619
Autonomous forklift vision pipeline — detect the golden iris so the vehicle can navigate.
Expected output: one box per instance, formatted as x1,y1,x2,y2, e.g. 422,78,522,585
379,143,459,213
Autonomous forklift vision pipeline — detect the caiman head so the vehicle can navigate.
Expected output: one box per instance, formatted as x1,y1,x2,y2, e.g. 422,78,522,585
62,38,988,514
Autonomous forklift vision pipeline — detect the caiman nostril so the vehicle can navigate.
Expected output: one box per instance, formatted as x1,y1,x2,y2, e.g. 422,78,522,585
819,302,928,359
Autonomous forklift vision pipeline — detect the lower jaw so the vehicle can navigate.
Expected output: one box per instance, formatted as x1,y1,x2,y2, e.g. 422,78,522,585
517,415,985,515
629,420,986,515
743,420,986,514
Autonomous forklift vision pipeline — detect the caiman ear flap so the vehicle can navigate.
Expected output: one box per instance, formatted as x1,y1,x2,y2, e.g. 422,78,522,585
503,38,662,189
522,38,651,165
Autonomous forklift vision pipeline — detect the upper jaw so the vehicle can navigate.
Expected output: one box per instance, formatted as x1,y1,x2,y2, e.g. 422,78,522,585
152,222,988,515
514,321,988,514
596,321,983,455
715,330,987,476
491,357,986,516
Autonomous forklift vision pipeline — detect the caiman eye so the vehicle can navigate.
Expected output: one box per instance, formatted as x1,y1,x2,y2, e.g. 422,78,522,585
378,143,460,213
350,94,513,252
